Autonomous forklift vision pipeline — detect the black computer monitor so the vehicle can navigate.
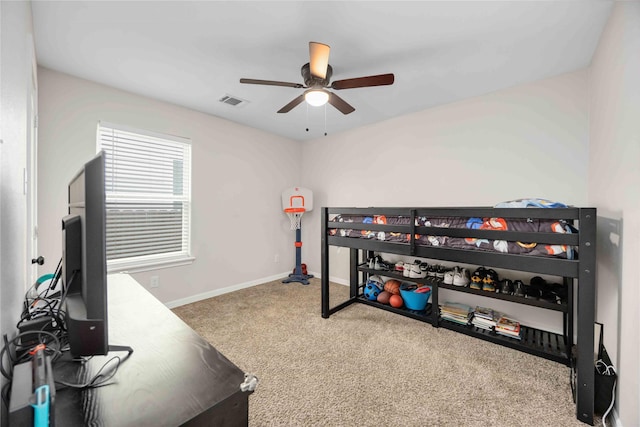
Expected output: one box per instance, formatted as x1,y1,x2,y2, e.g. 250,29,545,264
61,151,109,357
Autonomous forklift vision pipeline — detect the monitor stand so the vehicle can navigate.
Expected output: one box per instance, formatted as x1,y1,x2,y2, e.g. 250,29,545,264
109,345,134,356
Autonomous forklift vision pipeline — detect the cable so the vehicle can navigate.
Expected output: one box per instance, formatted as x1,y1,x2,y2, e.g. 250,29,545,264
1,331,62,382
601,378,616,427
56,269,77,319
55,351,133,389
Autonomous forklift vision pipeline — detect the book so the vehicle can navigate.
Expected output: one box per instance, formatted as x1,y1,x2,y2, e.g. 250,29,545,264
496,316,520,332
441,302,472,317
473,306,496,320
440,302,473,326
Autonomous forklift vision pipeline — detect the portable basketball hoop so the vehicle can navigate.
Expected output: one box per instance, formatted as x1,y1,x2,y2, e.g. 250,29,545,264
282,187,314,285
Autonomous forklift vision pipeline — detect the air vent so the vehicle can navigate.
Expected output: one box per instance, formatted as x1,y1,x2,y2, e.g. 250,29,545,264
219,94,248,107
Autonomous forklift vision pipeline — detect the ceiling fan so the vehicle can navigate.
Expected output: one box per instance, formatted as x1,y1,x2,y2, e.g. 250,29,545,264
240,42,394,115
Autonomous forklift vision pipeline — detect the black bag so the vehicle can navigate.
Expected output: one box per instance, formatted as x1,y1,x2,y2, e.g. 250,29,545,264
594,347,616,415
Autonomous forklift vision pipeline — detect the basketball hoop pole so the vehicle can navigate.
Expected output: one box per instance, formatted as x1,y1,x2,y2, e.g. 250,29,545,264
282,208,314,285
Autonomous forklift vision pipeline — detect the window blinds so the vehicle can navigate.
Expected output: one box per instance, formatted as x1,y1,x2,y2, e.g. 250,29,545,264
98,123,191,265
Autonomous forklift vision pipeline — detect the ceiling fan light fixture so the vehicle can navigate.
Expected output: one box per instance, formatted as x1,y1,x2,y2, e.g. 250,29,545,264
304,89,329,107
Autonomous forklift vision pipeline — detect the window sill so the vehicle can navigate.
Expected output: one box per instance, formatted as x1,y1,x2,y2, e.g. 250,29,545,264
108,256,196,274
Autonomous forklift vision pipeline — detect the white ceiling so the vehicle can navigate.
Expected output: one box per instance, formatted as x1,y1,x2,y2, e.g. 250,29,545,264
31,1,613,142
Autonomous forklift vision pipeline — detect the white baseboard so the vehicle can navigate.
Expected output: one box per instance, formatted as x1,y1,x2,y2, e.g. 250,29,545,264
166,271,350,309
308,271,349,286
165,271,290,309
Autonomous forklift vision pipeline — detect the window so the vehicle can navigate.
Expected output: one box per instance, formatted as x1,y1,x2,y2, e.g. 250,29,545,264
98,122,193,272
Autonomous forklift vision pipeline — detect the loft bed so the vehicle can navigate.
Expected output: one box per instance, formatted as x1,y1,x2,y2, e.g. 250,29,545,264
320,206,596,425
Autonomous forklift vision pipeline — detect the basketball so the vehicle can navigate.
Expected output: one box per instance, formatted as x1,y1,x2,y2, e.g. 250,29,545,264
384,279,401,295
389,294,403,308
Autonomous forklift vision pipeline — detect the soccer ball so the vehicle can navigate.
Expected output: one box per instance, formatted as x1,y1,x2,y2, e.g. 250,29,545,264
363,281,382,301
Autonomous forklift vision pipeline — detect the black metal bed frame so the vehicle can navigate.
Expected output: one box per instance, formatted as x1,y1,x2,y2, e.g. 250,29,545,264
320,206,596,425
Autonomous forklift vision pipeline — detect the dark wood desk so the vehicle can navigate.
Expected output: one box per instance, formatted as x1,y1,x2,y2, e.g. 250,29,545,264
54,274,251,426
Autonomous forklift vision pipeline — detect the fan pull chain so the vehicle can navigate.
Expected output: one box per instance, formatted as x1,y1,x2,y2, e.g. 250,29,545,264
306,103,309,132
324,104,328,136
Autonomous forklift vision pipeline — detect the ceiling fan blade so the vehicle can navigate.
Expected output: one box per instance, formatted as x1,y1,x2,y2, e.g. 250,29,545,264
240,78,304,89
328,92,355,115
277,94,306,113
331,73,395,90
309,42,330,79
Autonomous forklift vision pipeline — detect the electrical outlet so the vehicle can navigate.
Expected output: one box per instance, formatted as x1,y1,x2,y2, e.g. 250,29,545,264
150,276,159,288
274,254,279,263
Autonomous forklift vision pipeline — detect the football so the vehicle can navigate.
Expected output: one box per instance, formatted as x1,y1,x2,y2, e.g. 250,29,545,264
377,290,391,304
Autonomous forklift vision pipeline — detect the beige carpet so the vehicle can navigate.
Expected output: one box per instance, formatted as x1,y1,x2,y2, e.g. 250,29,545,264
173,278,601,427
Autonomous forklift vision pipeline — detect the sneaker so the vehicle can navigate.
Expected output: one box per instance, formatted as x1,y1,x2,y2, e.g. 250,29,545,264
420,262,429,274
549,282,567,304
368,257,376,269
403,265,411,277
427,265,437,277
435,265,446,279
453,268,471,287
482,269,499,292
513,280,525,297
525,283,541,300
394,261,404,273
409,263,426,278
374,256,391,271
443,267,457,285
499,279,513,295
470,267,486,290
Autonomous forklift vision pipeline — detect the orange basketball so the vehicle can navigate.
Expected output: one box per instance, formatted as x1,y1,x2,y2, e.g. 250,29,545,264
384,279,401,295
389,294,403,308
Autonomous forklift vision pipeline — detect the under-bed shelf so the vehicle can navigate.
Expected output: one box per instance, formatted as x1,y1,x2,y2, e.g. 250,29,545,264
439,319,569,365
357,265,569,313
357,297,433,323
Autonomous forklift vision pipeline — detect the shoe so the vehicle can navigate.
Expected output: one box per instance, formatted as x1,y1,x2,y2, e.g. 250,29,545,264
499,279,513,295
395,261,404,273
435,265,446,279
453,268,471,287
528,276,546,301
470,267,486,290
409,263,426,279
403,264,411,277
513,280,525,297
549,282,567,304
427,265,437,277
374,256,391,271
525,282,541,300
368,257,376,269
420,262,429,274
482,269,499,292
443,267,457,285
